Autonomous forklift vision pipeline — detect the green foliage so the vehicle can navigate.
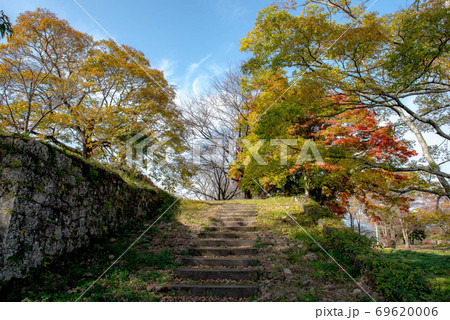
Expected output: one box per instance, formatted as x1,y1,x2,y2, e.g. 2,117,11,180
309,260,340,281
253,237,267,249
321,227,375,256
379,249,450,301
0,140,16,155
362,253,434,301
9,160,22,168
155,192,180,222
386,4,450,90
87,166,100,182
0,10,12,38
123,249,173,270
294,225,441,301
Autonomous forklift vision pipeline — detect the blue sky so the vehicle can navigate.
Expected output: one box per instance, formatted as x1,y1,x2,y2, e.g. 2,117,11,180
2,0,415,99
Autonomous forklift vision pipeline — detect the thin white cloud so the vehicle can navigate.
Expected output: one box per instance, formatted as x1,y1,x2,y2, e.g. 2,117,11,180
213,0,246,22
192,77,202,96
173,55,230,108
192,74,210,96
207,62,226,75
157,58,177,78
187,54,211,73
177,54,212,97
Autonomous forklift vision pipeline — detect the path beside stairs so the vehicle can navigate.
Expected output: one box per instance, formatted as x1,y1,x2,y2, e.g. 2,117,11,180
169,203,259,298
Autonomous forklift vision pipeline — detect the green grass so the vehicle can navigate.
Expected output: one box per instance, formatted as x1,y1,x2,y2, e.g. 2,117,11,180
253,237,268,249
380,248,450,301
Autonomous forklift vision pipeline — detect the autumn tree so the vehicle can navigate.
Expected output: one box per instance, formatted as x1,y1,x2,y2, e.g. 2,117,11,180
414,195,450,242
49,38,182,160
240,0,450,200
229,66,421,216
0,9,92,137
0,9,192,191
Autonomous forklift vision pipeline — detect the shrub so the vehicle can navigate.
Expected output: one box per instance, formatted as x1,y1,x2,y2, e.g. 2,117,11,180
360,253,433,301
294,224,435,301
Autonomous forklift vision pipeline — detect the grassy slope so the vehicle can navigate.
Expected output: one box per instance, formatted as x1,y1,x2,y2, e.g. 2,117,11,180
232,197,449,302
234,197,376,301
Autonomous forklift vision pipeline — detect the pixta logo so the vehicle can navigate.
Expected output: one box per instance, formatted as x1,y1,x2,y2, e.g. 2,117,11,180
240,139,324,165
126,129,171,169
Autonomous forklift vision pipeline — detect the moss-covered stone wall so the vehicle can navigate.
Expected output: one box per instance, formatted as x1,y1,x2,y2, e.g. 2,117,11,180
0,136,175,281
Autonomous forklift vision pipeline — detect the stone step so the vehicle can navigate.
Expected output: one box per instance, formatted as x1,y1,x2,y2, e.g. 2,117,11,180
205,225,257,231
168,284,258,298
214,220,256,225
216,213,256,215
196,239,256,247
175,268,258,281
190,247,258,256
218,206,255,209
213,213,256,219
211,217,256,223
209,221,257,226
208,222,256,228
216,209,256,213
216,210,256,213
183,257,259,267
198,232,257,239
215,215,256,219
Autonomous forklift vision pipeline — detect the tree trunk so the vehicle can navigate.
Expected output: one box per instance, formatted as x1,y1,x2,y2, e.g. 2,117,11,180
375,223,380,245
304,175,310,196
83,143,94,159
391,225,396,247
400,218,411,250
393,105,450,195
403,229,411,250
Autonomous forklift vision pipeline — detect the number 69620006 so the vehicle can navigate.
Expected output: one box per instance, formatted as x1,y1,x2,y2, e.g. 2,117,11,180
375,307,438,317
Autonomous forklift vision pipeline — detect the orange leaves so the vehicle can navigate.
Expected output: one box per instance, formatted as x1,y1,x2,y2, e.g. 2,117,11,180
316,162,345,172
283,95,420,216
288,161,345,175
320,107,417,163
288,165,301,174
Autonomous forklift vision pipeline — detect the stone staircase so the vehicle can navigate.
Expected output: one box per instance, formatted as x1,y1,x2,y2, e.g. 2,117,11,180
169,204,259,298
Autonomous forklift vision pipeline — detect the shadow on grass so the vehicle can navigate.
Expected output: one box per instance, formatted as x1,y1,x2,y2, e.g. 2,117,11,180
0,201,216,302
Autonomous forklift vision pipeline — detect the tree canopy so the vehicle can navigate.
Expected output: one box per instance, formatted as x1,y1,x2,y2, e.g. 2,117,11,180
0,9,192,191
232,0,449,212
